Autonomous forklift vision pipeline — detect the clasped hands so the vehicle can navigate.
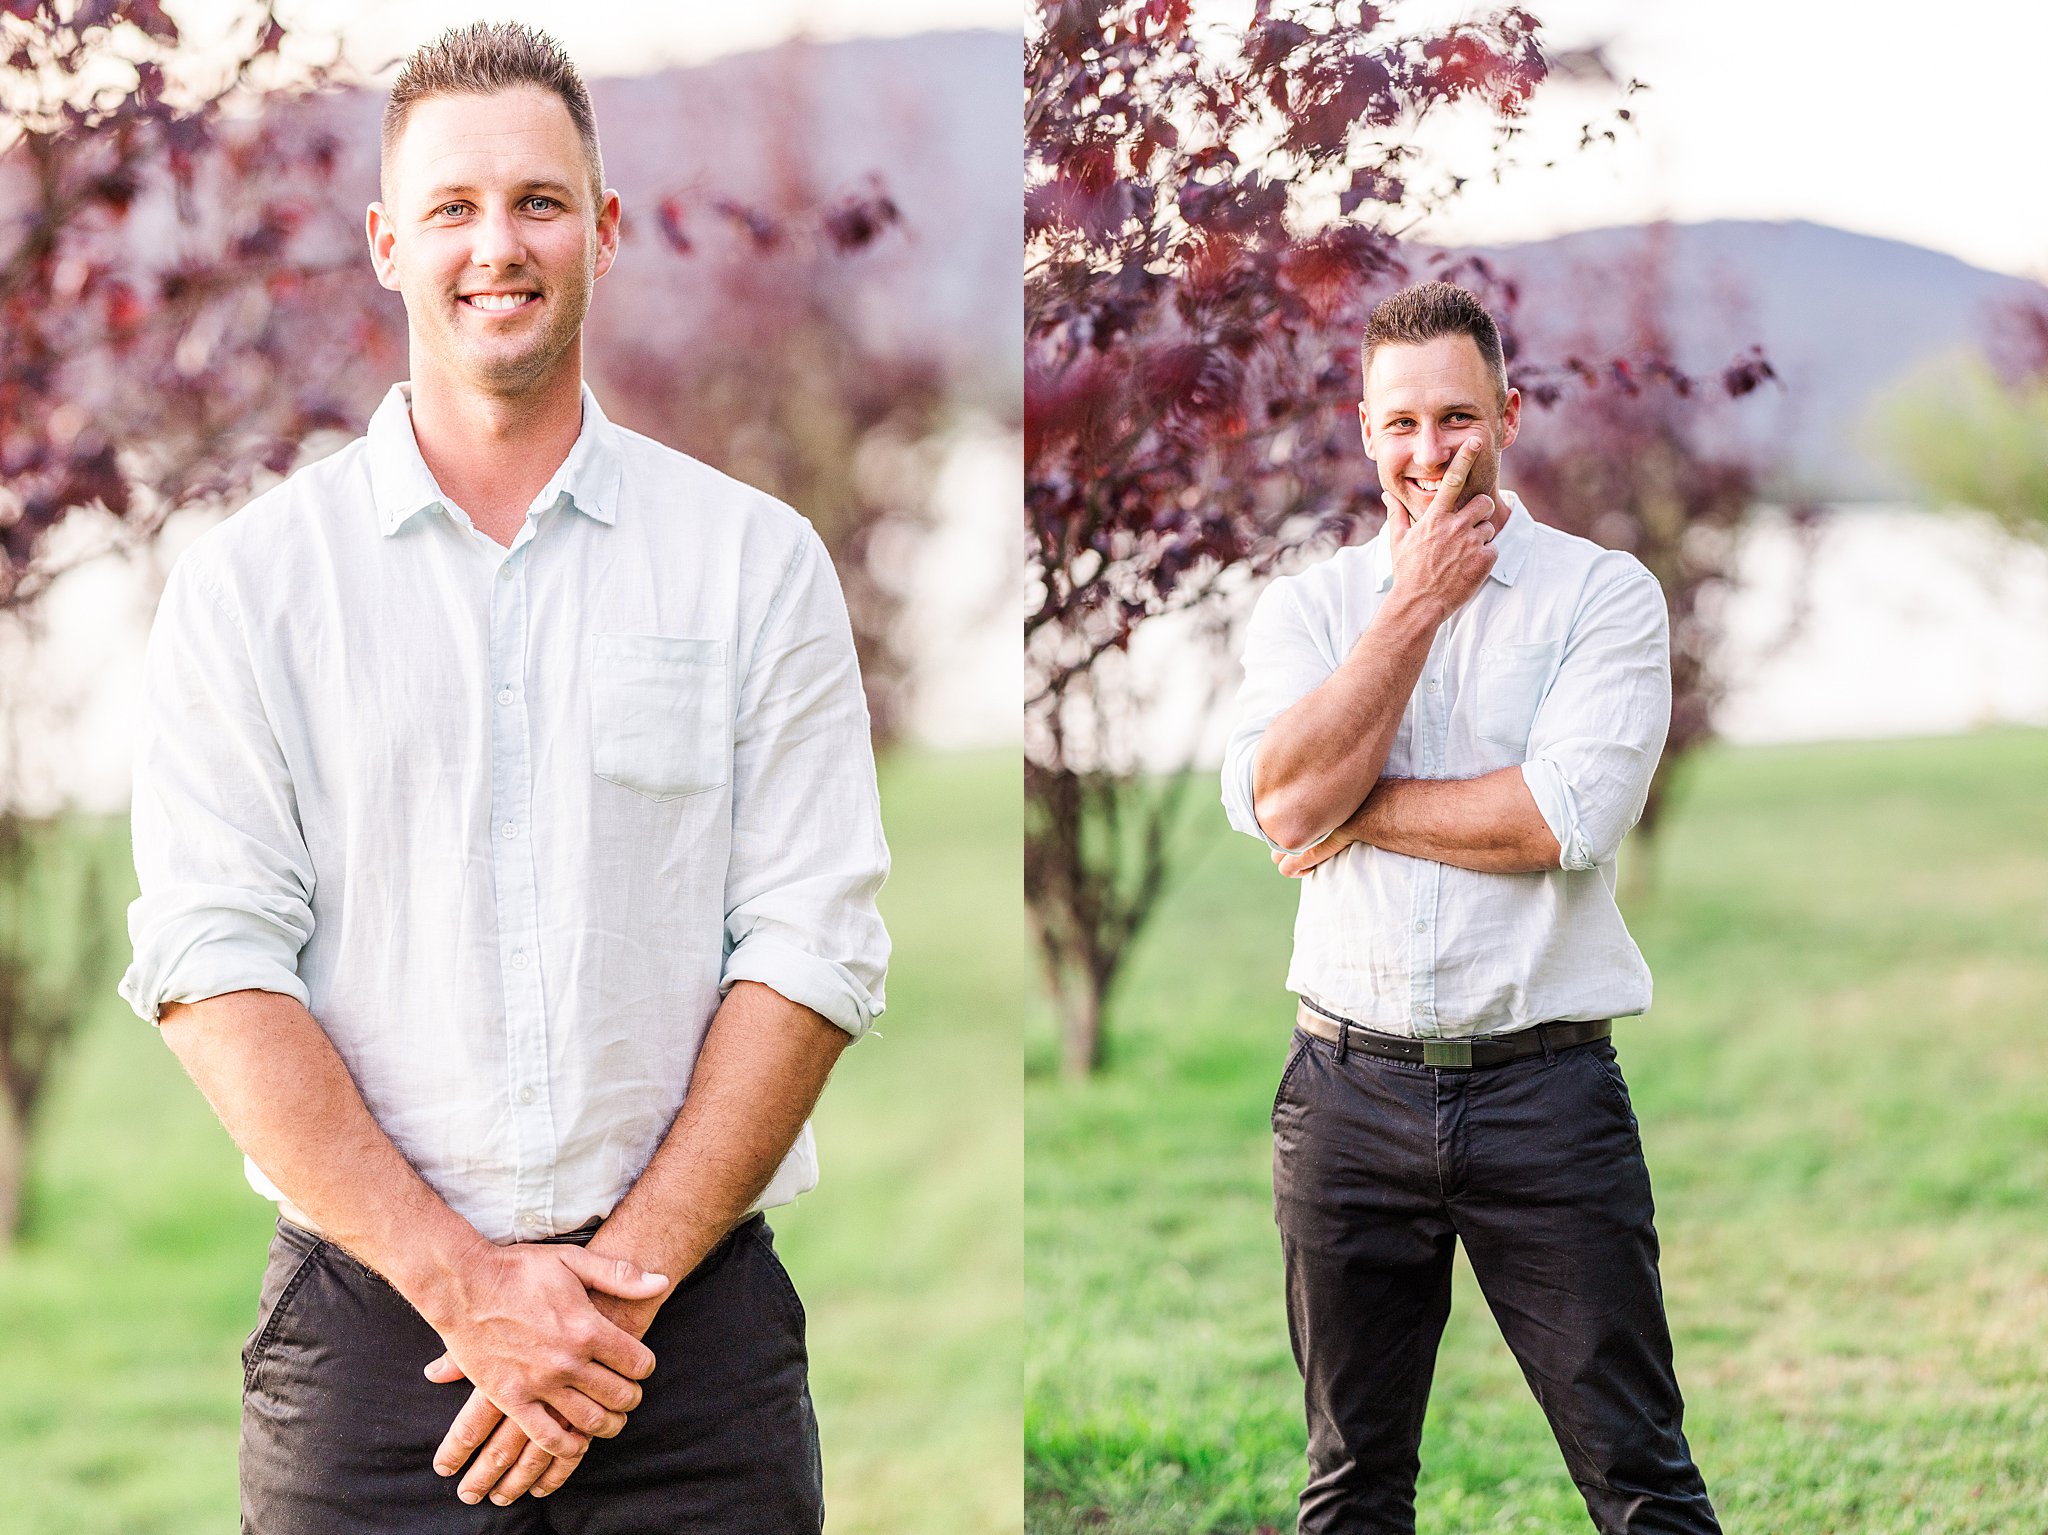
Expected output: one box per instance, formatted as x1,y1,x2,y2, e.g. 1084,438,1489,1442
420,1238,672,1506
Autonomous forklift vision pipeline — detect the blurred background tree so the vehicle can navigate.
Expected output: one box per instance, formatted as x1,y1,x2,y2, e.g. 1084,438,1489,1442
602,50,951,743
1024,0,1776,1076
1505,230,1783,889
1026,0,1556,1073
1883,295,2048,548
0,0,364,1243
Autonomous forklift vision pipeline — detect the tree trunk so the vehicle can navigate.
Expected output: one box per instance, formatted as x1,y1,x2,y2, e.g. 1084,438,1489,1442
1059,983,1104,1079
0,1085,22,1252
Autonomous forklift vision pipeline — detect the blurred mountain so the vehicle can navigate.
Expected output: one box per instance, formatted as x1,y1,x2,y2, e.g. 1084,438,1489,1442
1469,220,2047,499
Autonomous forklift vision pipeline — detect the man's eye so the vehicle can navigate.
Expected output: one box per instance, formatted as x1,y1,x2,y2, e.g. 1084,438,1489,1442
437,203,468,218
525,196,558,212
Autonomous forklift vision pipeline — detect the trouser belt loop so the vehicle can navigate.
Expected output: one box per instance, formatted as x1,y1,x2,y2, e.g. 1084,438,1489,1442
1540,1021,1556,1063
1336,1019,1351,1063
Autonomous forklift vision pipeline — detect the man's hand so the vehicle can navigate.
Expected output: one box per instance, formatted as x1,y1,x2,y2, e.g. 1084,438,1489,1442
427,1284,665,1505
418,1239,667,1488
1384,437,1499,619
1273,825,1357,878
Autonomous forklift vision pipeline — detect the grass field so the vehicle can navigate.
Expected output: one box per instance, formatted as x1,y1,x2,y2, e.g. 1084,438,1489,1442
0,749,1022,1535
1026,730,2048,1534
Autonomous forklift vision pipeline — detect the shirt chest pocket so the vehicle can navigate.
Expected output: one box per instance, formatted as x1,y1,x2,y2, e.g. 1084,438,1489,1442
1474,639,1562,756
588,635,729,802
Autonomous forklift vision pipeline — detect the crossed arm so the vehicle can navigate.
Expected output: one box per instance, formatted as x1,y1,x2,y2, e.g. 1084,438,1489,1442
1246,445,1561,877
160,977,847,1507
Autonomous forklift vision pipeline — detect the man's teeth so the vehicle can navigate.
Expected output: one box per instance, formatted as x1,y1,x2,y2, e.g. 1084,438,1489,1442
466,293,534,311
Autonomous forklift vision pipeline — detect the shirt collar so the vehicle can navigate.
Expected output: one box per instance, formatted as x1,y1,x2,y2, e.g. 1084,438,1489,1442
1370,487,1536,592
366,381,624,537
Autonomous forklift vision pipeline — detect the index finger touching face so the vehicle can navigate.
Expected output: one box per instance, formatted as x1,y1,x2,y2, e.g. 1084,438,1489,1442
1427,437,1482,518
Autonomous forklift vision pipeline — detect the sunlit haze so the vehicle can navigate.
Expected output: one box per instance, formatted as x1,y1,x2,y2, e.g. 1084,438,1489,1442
171,0,1015,76
1190,0,2048,280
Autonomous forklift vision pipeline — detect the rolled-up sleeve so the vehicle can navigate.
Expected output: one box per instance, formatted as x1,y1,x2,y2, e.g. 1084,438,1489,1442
120,560,315,1023
1220,576,1338,854
720,529,890,1038
1520,568,1671,871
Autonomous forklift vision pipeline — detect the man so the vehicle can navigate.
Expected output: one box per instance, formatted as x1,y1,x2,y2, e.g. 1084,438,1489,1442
119,22,887,1532
1220,281,1720,1534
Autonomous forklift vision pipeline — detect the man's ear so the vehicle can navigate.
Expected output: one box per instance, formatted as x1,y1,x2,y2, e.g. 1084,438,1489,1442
1358,399,1377,461
1498,386,1521,452
592,189,622,282
366,203,402,292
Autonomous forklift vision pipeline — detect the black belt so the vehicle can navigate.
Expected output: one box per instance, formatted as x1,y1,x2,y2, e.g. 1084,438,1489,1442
1296,999,1610,1069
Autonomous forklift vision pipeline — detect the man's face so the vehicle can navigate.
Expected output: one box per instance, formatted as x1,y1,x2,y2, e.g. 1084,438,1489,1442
1359,333,1521,525
367,86,620,399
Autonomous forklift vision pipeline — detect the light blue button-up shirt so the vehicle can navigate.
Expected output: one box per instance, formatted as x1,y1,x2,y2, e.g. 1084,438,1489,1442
1222,492,1668,1038
121,384,890,1240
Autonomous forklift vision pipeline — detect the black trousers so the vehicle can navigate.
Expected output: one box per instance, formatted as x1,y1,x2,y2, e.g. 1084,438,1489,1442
1271,1027,1720,1535
239,1213,823,1534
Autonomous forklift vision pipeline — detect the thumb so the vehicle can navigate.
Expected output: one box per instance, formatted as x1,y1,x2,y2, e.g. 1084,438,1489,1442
558,1246,671,1300
1382,491,1410,537
422,1351,466,1384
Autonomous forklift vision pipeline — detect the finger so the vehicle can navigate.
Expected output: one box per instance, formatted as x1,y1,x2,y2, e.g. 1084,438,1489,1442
1465,492,1496,530
432,1387,504,1478
557,1246,670,1302
542,1383,631,1440
422,1351,465,1386
1427,438,1482,517
457,1418,533,1506
483,1436,558,1507
1381,491,1410,535
532,1445,585,1499
510,1398,592,1461
572,1359,644,1415
586,1325,658,1383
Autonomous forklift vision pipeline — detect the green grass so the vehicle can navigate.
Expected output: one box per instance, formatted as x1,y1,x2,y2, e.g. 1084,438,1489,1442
1026,729,2048,1534
0,749,1022,1535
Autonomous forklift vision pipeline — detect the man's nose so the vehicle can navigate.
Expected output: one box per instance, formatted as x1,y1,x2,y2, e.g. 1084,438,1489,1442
470,204,527,269
1415,429,1452,473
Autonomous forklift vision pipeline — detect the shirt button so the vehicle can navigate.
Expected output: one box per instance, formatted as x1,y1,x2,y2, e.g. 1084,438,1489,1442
1427,679,1440,692
518,1085,535,1105
519,1209,542,1229
502,822,517,839
497,687,514,705
1413,920,1426,933
511,950,528,970
497,564,513,581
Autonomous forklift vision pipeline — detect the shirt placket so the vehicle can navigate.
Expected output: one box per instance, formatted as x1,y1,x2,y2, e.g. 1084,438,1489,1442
488,535,557,1239
1407,624,1448,1037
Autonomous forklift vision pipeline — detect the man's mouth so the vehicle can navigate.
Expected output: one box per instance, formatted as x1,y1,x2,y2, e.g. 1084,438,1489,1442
1411,476,1444,497
460,292,538,313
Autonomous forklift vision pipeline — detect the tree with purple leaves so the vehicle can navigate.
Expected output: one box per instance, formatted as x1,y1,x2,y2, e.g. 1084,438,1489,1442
0,0,374,1242
1025,1,1771,1074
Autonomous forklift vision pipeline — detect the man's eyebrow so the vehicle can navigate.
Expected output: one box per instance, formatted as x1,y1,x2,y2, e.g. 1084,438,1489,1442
420,177,580,204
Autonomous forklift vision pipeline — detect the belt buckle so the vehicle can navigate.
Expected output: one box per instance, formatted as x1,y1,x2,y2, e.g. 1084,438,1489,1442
1422,1040,1473,1069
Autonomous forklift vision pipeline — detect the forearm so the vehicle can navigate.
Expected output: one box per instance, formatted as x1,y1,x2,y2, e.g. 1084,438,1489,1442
1251,588,1441,850
1347,770,1562,873
586,980,851,1291
159,989,487,1328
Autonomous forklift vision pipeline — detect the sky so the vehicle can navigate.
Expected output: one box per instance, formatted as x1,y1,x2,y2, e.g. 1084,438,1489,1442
172,0,1016,77
1371,0,2048,280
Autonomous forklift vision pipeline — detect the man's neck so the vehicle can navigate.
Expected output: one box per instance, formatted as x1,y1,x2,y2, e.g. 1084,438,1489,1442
407,353,586,548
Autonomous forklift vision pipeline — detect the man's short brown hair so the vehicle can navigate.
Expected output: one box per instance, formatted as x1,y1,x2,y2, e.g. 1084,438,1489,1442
381,21,604,203
1361,281,1509,406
